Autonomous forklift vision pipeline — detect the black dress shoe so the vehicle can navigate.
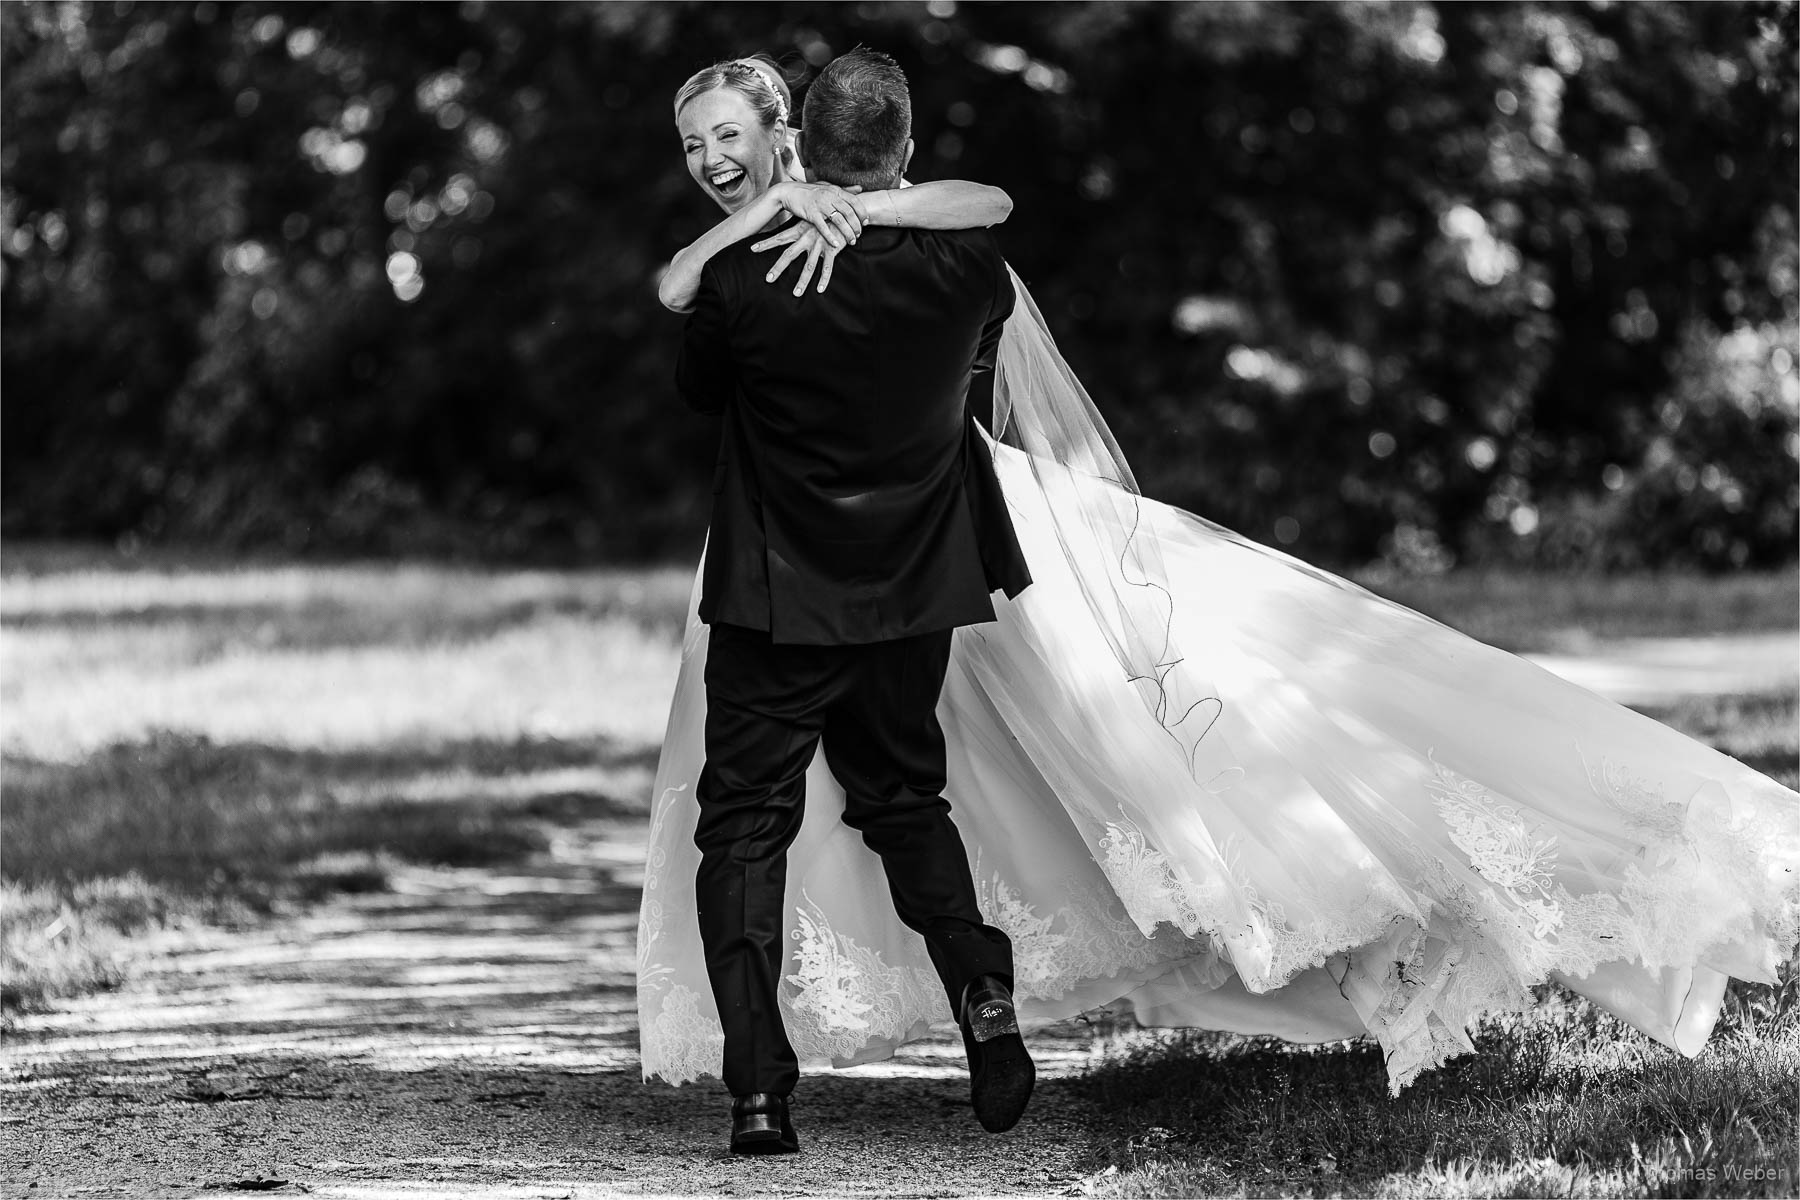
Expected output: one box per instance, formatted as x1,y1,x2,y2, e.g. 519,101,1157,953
959,974,1035,1133
730,1092,798,1155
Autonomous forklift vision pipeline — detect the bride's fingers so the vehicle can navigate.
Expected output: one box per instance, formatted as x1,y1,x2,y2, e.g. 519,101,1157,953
814,244,839,294
829,207,863,241
763,238,809,284
792,238,824,296
811,214,846,249
750,225,804,254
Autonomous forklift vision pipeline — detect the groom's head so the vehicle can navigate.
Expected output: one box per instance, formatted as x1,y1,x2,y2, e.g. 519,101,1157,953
801,48,914,191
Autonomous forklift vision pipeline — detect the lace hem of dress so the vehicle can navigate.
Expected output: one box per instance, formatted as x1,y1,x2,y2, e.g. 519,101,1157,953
640,870,1214,1085
641,747,1799,1092
1359,749,1800,1090
1079,746,1799,1091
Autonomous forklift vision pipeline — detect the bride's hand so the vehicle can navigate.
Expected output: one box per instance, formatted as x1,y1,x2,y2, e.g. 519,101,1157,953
773,182,868,249
751,222,841,296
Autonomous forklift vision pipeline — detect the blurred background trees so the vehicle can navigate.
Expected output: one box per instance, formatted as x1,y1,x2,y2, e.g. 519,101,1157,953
4,0,1795,569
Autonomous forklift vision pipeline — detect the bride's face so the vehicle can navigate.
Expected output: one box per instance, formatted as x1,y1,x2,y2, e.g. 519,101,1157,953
677,86,784,216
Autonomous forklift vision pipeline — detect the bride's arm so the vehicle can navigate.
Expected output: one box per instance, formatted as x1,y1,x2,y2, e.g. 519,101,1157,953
752,179,1013,294
658,179,863,313
862,180,1012,229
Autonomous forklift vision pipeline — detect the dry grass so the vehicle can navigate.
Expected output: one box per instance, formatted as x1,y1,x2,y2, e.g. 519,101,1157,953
2,551,684,1013
1,558,692,759
1075,998,1800,1198
1357,568,1798,653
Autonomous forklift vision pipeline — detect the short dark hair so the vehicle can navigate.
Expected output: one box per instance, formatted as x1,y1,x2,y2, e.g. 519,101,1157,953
801,48,911,191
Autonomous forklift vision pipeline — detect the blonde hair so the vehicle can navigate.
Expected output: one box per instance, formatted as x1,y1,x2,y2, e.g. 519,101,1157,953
673,56,793,128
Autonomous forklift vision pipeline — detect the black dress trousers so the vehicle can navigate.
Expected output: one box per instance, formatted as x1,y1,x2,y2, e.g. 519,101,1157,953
694,622,1015,1097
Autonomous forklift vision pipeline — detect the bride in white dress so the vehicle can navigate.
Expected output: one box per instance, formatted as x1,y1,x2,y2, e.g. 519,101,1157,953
637,56,1800,1093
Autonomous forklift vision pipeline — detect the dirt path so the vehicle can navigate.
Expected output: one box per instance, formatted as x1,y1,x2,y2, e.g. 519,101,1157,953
2,806,1115,1197
7,632,1792,1196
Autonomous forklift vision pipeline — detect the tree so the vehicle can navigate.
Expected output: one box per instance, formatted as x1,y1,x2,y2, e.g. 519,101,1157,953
4,1,1794,568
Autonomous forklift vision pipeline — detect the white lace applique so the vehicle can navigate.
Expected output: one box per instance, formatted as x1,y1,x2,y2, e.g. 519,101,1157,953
789,902,877,1034
974,866,1068,991
639,982,724,1084
972,858,1201,1000
637,783,724,1082
1261,883,1413,989
1058,878,1210,987
1366,932,1475,1090
783,897,944,1063
634,782,687,973
1098,815,1203,936
1428,754,1565,939
1423,755,1687,981
1429,756,1560,904
1583,751,1690,843
1212,834,1425,990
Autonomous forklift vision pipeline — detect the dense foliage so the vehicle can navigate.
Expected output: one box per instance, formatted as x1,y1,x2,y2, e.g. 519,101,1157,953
4,1,1795,567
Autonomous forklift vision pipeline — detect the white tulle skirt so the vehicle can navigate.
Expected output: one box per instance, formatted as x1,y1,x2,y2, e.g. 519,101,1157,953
635,438,1800,1092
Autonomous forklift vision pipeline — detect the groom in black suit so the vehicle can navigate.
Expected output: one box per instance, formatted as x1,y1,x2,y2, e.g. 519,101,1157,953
675,48,1035,1154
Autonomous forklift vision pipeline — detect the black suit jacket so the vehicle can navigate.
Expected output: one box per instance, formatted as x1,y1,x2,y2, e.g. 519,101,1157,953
677,224,1032,645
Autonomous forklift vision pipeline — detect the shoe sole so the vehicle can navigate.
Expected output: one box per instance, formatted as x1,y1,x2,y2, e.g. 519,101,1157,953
970,1030,1035,1133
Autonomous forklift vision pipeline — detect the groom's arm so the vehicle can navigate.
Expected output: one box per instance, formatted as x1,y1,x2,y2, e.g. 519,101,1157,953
967,243,1017,432
675,261,736,416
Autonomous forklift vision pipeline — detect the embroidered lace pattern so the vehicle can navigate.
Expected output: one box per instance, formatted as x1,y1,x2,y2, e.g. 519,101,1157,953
1584,753,1690,842
1424,750,1798,978
639,982,725,1083
1097,815,1206,936
1246,877,1419,991
784,897,945,1062
636,783,718,1082
1356,748,1800,1088
974,857,1200,1000
1091,816,1423,994
640,748,1800,1093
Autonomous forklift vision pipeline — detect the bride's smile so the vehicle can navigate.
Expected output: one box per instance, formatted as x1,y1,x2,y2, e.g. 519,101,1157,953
678,86,784,216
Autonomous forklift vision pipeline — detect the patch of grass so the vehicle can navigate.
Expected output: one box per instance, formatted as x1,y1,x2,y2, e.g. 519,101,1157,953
1635,690,1800,788
0,553,697,648
3,732,558,894
1358,568,1798,653
1076,995,1800,1198
0,731,665,1013
1,875,176,1012
2,601,688,762
2,552,685,1015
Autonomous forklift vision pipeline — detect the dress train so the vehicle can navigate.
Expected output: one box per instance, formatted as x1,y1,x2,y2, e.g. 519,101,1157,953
636,280,1798,1093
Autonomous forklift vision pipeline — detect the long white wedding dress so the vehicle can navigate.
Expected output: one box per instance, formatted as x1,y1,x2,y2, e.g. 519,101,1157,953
635,269,1800,1092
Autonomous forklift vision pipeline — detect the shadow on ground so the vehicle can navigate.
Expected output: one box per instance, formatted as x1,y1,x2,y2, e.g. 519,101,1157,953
2,781,1106,1196
3,733,661,891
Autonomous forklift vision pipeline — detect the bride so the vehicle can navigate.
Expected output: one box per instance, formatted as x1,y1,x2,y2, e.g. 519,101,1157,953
637,54,1800,1095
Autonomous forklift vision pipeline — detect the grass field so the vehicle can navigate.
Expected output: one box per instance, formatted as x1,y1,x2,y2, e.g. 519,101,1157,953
3,550,690,1012
2,545,1796,1197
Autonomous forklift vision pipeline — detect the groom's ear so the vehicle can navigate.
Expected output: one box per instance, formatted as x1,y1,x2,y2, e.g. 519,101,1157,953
792,129,807,170
902,137,914,177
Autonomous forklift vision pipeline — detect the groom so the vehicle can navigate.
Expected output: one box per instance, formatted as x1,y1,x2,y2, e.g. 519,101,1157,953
675,48,1035,1154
